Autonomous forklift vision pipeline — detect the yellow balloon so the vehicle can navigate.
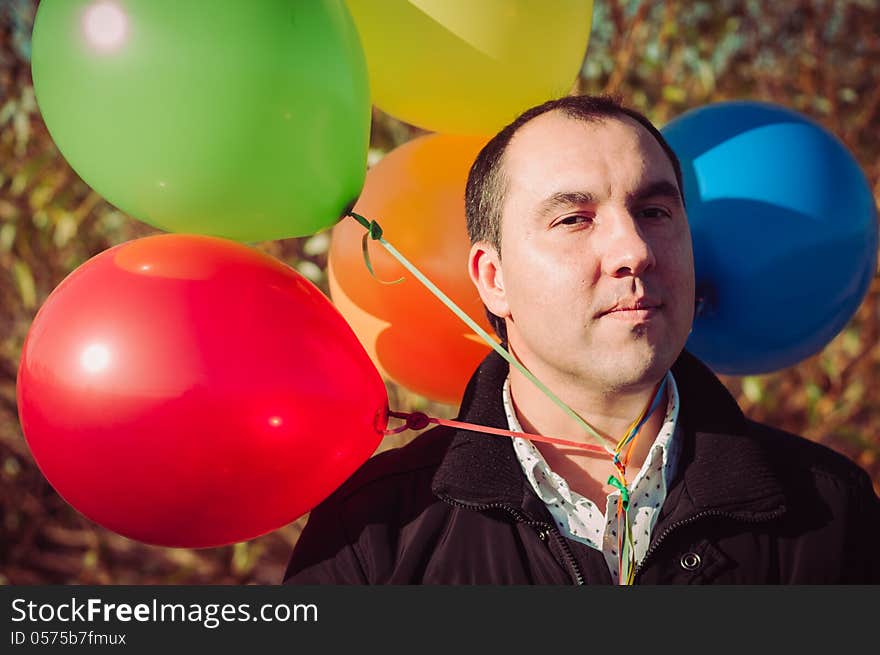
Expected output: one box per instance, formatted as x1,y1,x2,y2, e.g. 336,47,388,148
346,0,593,134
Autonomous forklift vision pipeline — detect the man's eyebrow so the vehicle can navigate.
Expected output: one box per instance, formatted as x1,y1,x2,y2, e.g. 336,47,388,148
535,191,597,218
627,179,682,204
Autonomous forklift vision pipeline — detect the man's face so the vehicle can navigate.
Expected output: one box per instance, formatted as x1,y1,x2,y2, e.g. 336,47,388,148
475,111,695,392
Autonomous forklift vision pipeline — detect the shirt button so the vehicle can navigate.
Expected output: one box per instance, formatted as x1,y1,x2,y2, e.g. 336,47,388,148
680,552,702,571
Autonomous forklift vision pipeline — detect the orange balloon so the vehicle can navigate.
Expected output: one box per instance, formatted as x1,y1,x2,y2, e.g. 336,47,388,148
329,133,496,405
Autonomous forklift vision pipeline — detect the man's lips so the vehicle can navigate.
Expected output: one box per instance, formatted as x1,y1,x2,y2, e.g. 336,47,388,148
597,298,663,319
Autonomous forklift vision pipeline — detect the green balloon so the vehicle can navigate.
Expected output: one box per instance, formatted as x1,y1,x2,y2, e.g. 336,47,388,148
31,0,370,242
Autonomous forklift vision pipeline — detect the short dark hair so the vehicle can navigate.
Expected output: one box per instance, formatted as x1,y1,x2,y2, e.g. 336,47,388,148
464,94,685,342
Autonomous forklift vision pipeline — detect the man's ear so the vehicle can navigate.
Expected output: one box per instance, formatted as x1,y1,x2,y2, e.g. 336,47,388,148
468,241,510,320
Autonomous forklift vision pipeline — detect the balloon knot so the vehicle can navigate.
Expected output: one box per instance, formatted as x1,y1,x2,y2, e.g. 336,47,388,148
385,410,431,434
405,412,430,431
348,211,383,240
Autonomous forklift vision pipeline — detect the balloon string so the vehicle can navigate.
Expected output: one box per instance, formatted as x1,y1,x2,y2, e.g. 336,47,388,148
605,376,667,585
383,410,607,455
347,212,613,455
611,376,668,470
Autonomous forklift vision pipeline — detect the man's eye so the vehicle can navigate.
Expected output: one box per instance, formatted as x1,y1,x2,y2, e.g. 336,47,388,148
638,207,672,220
557,214,593,226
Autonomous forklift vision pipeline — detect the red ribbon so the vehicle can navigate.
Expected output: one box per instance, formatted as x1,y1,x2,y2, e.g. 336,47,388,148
384,410,608,454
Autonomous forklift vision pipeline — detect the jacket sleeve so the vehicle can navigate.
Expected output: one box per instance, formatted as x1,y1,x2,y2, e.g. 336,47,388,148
848,472,880,584
282,495,369,585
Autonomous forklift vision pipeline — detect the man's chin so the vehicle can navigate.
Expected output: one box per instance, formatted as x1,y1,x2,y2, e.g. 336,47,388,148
594,347,674,389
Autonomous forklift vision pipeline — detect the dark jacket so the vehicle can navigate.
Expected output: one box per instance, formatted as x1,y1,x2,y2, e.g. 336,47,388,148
284,350,880,584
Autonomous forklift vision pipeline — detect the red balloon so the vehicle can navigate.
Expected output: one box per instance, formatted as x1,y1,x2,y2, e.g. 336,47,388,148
16,234,388,548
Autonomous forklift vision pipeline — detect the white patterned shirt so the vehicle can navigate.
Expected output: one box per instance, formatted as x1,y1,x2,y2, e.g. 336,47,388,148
504,372,682,583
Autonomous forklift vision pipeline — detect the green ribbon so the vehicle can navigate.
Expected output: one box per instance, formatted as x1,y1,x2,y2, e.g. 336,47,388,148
347,212,611,454
607,475,630,511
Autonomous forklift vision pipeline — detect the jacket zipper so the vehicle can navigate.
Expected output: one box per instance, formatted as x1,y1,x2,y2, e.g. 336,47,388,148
633,506,786,581
439,496,585,585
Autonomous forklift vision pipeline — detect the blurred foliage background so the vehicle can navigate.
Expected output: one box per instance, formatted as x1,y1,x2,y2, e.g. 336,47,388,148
1,0,878,584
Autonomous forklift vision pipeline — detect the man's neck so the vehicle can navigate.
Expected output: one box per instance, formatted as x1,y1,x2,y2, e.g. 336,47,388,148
507,358,668,473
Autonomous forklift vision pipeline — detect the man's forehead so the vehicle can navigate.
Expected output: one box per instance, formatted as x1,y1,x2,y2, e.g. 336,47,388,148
501,111,676,197
506,110,662,165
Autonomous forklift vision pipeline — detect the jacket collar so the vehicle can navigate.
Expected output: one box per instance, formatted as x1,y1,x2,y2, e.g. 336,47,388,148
432,348,787,520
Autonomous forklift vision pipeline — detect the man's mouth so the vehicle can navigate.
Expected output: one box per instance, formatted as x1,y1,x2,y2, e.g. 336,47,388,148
598,297,663,320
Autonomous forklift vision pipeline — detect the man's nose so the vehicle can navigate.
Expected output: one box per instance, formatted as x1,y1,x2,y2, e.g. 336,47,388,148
600,211,657,278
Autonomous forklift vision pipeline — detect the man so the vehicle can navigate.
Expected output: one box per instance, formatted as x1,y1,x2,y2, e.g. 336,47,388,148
284,95,880,584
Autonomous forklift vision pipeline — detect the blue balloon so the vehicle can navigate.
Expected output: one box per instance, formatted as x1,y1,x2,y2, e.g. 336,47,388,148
662,101,877,375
